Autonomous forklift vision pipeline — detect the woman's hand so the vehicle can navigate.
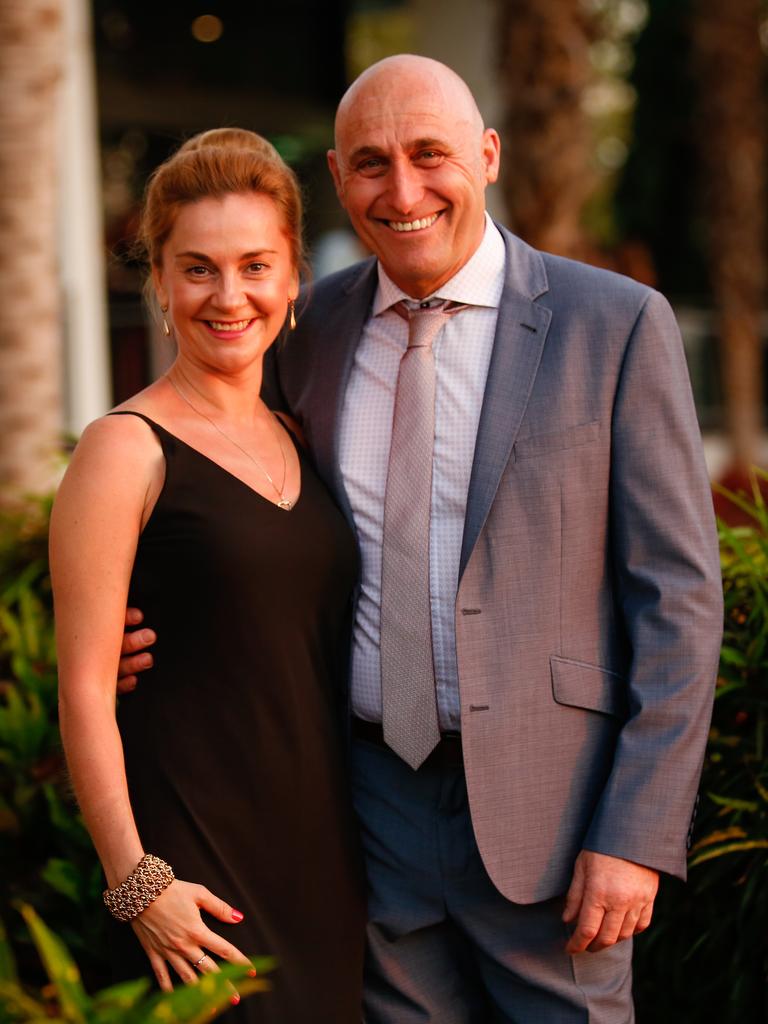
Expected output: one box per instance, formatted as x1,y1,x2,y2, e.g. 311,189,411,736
130,879,254,998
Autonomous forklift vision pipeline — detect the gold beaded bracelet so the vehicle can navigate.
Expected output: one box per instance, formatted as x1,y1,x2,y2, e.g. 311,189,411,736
103,853,175,922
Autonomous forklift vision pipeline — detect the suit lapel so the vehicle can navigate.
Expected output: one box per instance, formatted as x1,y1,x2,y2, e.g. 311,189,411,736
459,227,552,577
309,259,377,525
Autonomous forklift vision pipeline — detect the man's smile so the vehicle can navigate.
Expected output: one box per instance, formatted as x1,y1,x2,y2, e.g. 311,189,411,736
383,211,443,233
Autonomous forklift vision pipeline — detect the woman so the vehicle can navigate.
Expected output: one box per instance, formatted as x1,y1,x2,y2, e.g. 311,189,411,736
50,128,365,1022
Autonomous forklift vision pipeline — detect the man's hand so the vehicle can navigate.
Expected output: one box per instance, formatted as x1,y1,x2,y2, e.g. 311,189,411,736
117,608,156,694
562,850,658,954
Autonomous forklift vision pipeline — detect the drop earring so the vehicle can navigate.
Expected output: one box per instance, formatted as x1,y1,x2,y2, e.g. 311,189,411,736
289,299,296,331
161,306,170,337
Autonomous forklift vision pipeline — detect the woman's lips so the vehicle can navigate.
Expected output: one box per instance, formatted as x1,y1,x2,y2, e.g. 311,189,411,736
203,318,255,338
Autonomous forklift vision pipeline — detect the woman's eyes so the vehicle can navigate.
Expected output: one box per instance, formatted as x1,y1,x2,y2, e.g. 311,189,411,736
184,263,267,277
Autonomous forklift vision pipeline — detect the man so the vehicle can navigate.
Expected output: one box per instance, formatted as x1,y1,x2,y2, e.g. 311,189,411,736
121,56,722,1021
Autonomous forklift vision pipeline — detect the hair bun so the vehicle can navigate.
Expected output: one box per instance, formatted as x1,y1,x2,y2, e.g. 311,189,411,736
178,128,281,162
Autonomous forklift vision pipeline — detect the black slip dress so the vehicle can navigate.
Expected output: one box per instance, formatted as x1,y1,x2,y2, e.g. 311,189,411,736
105,411,365,1023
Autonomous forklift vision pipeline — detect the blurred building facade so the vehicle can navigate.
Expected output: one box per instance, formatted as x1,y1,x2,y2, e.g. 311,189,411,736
61,1,768,463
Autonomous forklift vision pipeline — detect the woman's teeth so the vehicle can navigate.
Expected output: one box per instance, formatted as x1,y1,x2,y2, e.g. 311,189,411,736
208,320,251,331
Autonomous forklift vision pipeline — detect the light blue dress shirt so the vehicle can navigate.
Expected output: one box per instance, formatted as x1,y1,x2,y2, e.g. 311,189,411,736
339,215,506,732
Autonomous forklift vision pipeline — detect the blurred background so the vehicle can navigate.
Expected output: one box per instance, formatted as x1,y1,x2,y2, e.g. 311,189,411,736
0,0,767,499
0,1,766,1021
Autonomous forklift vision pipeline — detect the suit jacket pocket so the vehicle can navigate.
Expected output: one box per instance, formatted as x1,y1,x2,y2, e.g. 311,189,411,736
550,655,628,720
514,420,600,460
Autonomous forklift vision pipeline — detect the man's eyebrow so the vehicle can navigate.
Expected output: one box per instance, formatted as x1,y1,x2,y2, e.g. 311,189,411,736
347,145,386,164
410,137,447,151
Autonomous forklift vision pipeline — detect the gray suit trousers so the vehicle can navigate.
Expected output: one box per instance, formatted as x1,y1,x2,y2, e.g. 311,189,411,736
353,736,634,1024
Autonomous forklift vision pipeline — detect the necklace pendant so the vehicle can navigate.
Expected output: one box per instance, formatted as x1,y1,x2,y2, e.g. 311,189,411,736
277,498,293,510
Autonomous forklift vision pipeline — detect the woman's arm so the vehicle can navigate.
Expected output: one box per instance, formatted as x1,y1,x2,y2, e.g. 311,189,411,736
51,416,156,884
50,417,250,993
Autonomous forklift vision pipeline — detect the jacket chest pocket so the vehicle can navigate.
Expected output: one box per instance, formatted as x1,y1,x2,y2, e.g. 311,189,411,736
513,420,600,461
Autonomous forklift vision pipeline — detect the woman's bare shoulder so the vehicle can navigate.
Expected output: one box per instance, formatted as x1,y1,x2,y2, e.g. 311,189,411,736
73,410,160,463
56,408,164,516
77,378,174,455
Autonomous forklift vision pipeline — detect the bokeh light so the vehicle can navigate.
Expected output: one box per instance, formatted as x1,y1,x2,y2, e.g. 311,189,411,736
191,15,223,44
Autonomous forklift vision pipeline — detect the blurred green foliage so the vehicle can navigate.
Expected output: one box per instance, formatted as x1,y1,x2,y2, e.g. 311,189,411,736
635,471,768,1022
0,904,271,1022
0,500,106,988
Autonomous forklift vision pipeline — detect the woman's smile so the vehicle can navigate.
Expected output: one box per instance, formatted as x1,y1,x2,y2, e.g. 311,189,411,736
203,317,257,339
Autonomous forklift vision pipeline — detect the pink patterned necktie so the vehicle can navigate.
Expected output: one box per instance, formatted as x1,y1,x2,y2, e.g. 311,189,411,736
380,299,467,770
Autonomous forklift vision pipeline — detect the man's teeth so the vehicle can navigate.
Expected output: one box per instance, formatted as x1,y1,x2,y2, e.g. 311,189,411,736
388,214,439,232
208,320,251,331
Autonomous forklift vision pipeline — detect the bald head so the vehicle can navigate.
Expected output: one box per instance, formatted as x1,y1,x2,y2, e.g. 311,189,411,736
335,55,484,146
328,53,500,298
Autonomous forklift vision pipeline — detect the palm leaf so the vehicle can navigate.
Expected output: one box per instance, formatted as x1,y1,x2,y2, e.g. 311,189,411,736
688,839,768,868
18,905,87,1023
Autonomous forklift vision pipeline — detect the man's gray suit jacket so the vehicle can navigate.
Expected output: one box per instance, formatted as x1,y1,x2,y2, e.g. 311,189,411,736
267,224,723,906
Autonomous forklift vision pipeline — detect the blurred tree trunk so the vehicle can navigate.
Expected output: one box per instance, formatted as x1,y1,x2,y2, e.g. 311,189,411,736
495,0,597,258
691,0,767,471
0,0,64,500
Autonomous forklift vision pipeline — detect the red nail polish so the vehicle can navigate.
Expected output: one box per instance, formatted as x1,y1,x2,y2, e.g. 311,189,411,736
231,908,244,922
230,994,240,1006
247,968,258,978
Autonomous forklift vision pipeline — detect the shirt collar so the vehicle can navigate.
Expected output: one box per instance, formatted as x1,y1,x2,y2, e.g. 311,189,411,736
372,212,506,316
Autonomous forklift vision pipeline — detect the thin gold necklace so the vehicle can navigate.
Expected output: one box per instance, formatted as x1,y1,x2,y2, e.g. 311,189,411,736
165,370,294,510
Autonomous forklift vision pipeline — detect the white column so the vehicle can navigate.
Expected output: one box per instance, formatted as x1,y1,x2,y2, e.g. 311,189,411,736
59,0,111,434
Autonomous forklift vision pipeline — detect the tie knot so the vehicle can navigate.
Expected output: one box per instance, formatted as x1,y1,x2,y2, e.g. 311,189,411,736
393,300,467,351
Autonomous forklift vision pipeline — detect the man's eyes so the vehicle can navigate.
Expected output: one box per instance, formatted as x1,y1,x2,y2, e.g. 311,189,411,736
357,157,386,175
355,151,443,174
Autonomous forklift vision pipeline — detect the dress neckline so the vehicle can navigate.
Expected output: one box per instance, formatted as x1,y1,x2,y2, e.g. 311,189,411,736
108,409,303,513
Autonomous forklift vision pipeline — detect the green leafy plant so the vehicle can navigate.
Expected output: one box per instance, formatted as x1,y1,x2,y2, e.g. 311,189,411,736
0,498,106,985
635,470,768,1023
0,904,272,1023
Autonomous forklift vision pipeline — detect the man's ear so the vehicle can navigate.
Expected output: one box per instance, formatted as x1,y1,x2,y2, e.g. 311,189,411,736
327,149,345,206
481,129,501,186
